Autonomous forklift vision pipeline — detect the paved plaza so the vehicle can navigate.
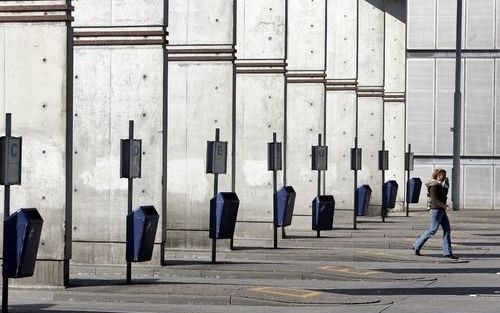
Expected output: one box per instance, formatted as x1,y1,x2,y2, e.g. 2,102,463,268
6,209,500,312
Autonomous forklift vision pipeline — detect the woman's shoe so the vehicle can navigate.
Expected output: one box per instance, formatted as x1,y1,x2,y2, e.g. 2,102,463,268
411,246,421,256
444,254,459,260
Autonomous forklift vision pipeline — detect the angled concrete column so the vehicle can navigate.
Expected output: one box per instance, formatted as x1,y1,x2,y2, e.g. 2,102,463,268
384,0,406,211
234,0,286,240
325,0,358,224
0,1,72,286
357,0,385,215
72,1,165,264
167,0,234,249
286,0,326,230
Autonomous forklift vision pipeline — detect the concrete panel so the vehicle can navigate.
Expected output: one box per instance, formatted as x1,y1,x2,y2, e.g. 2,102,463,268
466,0,495,49
73,47,164,263
0,24,67,262
435,59,454,155
406,59,435,155
437,0,457,49
287,0,326,70
327,0,357,79
464,166,493,209
167,62,233,247
73,0,112,26
236,0,285,59
495,167,500,209
357,97,383,208
169,0,233,45
495,60,500,156
407,0,436,49
358,0,384,86
286,84,324,227
384,0,406,93
384,101,405,209
234,74,285,234
73,48,112,242
325,91,356,212
464,59,494,155
497,0,500,49
73,0,163,26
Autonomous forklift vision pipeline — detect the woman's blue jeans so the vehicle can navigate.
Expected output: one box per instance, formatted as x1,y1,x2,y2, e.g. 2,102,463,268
414,209,452,256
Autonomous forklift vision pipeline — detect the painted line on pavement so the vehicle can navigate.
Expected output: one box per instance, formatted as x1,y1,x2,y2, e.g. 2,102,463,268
249,287,321,299
319,265,379,276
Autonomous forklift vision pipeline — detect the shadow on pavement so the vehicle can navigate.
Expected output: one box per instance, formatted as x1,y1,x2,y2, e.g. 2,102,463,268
10,304,110,313
318,286,500,296
378,267,500,274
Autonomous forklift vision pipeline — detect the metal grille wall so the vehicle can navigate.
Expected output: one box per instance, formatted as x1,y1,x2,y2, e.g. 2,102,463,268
407,0,500,209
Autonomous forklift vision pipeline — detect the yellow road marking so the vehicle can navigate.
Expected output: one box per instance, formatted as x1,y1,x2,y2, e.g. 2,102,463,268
320,265,379,276
359,250,411,260
249,287,321,299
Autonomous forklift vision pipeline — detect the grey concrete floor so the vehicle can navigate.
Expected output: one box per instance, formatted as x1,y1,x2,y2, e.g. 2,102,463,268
6,209,500,312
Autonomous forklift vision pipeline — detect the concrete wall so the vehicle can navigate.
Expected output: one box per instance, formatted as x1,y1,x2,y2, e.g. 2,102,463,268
0,0,407,285
0,1,71,286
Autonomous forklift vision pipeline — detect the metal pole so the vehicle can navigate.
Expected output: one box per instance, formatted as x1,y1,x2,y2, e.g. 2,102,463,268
2,113,11,313
126,121,134,284
317,134,321,238
406,144,411,217
212,129,220,263
452,0,463,211
381,141,386,223
272,133,278,249
353,138,358,230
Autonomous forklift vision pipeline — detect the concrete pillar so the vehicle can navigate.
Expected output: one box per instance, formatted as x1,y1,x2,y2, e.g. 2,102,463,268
286,0,326,230
166,0,234,249
325,0,358,224
234,0,286,241
0,1,73,286
384,0,407,211
357,0,385,215
71,0,165,265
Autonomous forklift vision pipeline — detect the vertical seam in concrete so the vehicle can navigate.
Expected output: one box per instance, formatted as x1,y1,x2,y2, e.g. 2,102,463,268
64,0,75,287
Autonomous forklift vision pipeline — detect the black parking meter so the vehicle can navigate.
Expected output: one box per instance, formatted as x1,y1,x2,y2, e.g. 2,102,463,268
378,150,389,171
350,148,362,171
207,128,236,263
267,141,282,171
120,120,144,284
405,151,415,171
351,140,362,230
206,141,227,175
120,139,142,179
268,133,283,248
379,147,389,222
405,144,416,217
311,134,334,238
0,136,22,186
312,146,328,171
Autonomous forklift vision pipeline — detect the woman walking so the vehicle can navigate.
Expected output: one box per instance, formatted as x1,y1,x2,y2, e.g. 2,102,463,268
413,168,458,259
